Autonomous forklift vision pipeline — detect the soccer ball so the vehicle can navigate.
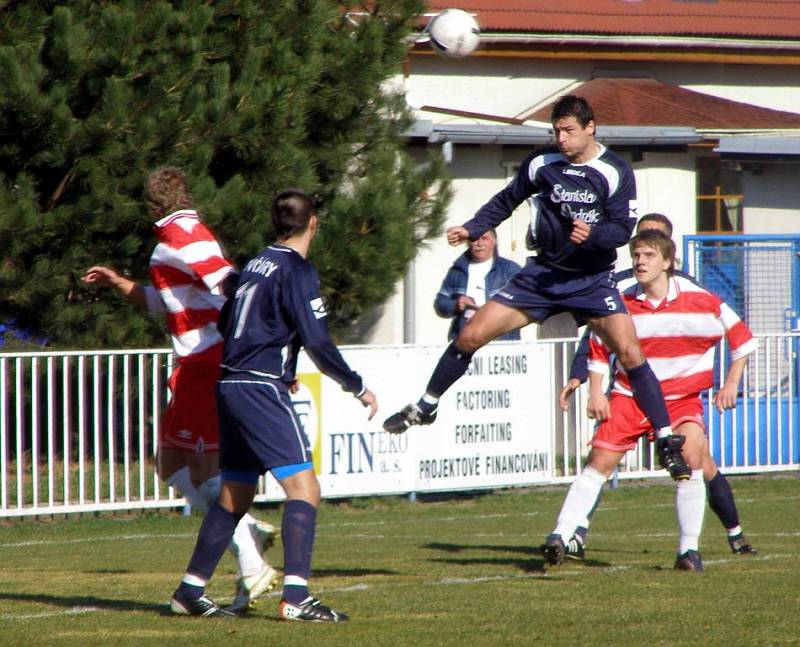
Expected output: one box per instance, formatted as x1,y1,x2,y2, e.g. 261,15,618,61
427,9,480,59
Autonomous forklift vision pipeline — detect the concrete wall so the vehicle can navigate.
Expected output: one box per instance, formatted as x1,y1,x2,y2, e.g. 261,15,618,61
742,164,800,234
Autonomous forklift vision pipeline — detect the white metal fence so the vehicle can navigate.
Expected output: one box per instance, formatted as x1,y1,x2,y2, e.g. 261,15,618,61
1,336,798,518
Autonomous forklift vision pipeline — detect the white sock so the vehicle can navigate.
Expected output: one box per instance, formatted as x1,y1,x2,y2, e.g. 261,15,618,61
197,476,265,577
727,525,743,537
553,466,607,540
655,426,673,439
165,467,209,514
676,469,706,554
232,513,267,577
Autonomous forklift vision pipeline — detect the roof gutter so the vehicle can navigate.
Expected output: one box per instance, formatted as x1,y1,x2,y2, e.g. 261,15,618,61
406,121,701,147
715,136,800,157
433,33,800,53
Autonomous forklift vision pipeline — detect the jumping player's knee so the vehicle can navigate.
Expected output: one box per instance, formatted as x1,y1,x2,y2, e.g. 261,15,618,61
455,327,486,353
613,342,645,368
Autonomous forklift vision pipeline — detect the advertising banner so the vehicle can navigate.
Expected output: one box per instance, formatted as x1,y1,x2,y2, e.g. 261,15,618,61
258,342,554,500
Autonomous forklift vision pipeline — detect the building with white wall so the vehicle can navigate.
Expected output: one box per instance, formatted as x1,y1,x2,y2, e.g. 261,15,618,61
363,1,800,345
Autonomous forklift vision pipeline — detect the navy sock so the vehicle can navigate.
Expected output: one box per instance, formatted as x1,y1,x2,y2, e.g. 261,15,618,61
282,499,318,605
626,361,670,430
179,501,243,598
707,471,740,530
176,582,205,601
420,342,474,412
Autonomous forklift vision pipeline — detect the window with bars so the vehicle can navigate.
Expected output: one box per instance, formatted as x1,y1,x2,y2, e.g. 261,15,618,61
696,157,744,233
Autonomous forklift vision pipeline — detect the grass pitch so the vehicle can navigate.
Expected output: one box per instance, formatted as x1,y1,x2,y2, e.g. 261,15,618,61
0,474,797,646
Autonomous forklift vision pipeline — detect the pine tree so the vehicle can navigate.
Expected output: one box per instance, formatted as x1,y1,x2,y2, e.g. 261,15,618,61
0,0,449,348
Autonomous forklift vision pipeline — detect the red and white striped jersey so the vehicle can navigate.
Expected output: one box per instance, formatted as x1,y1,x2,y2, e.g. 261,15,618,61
144,210,233,365
588,275,757,399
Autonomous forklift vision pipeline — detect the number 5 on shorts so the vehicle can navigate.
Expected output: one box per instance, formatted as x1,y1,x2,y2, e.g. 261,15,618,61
604,296,617,311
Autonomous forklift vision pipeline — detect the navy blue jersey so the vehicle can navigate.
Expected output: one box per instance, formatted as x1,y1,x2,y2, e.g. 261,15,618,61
219,244,364,395
463,145,637,275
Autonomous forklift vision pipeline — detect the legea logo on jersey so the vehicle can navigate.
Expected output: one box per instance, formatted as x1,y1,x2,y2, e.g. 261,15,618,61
291,372,322,474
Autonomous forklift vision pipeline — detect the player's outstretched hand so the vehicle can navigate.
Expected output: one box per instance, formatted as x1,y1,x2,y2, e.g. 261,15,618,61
82,265,121,289
569,219,591,245
559,378,581,411
446,226,470,246
358,389,378,420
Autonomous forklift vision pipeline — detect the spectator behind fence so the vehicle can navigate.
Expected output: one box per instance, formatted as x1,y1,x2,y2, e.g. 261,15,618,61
434,229,521,342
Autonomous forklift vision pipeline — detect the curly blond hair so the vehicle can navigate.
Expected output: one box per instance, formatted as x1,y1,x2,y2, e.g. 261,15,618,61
145,166,194,216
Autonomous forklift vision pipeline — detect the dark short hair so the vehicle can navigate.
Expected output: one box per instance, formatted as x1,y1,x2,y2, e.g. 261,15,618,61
146,167,193,215
271,188,315,239
636,213,674,237
629,229,676,275
551,95,595,128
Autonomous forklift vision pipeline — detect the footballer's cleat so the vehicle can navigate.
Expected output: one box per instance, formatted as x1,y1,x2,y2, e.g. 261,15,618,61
656,435,691,481
542,533,566,566
230,564,280,612
279,596,349,623
252,519,279,556
170,591,236,618
674,549,704,572
728,534,757,555
383,403,437,434
565,534,585,561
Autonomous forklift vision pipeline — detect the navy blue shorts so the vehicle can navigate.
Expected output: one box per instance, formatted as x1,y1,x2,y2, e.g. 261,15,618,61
492,260,627,325
216,375,311,474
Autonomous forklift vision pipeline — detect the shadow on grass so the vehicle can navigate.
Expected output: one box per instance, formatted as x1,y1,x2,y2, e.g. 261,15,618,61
424,542,538,555
84,569,131,574
0,591,169,615
424,542,613,570
429,555,546,573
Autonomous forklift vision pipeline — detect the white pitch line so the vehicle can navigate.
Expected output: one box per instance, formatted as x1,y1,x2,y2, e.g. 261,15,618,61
0,533,194,549
633,531,800,539
0,606,100,620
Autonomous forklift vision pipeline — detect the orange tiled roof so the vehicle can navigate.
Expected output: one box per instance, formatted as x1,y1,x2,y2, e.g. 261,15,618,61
425,1,800,39
525,78,800,128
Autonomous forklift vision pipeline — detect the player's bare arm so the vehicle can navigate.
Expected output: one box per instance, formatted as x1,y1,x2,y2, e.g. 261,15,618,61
446,226,470,246
82,265,147,307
